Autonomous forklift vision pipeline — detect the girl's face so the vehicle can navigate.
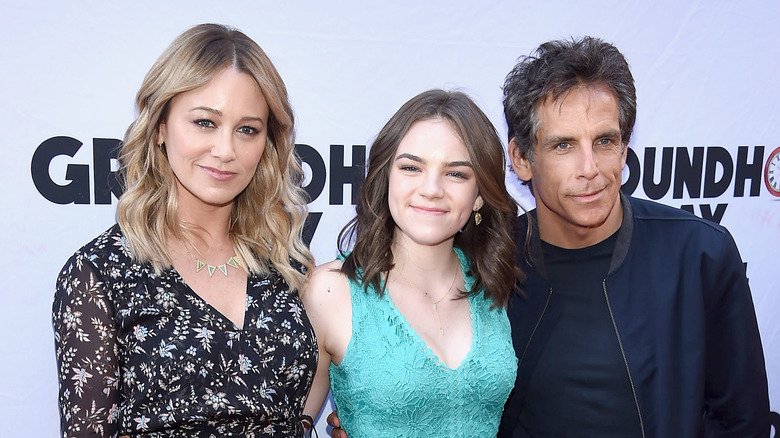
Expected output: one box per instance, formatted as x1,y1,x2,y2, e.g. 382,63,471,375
388,118,483,249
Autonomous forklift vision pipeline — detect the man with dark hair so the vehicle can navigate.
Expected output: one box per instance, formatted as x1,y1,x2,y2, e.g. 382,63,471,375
326,36,769,438
498,36,769,437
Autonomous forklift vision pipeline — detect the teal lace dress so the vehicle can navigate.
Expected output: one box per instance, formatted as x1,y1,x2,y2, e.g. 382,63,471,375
329,249,517,437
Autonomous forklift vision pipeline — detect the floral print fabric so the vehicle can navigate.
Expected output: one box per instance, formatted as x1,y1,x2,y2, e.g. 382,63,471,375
53,224,316,437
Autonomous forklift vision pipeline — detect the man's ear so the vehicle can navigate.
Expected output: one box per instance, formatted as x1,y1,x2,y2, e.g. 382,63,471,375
509,138,533,182
621,141,628,170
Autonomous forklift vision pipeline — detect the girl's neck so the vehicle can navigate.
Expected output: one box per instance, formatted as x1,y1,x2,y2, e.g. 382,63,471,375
391,238,459,284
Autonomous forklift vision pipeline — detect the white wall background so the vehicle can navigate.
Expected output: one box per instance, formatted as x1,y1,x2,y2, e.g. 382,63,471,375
1,1,777,436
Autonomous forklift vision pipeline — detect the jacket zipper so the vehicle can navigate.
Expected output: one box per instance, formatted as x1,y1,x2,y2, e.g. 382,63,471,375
602,279,646,437
518,287,553,366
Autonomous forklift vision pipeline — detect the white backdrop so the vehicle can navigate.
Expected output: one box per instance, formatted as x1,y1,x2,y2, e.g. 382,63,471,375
1,1,777,436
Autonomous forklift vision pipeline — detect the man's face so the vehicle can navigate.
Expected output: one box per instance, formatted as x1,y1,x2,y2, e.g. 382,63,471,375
510,84,627,248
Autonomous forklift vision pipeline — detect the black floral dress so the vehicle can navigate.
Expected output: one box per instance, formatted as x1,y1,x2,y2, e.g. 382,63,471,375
52,224,317,437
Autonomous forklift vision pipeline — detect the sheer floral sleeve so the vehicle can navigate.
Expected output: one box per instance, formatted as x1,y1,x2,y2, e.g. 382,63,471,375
53,252,120,437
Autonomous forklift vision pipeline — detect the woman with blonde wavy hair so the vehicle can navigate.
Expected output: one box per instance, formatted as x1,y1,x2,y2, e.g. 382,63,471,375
53,23,316,437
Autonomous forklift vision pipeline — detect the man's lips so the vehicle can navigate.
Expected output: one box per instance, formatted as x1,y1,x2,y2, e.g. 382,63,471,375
570,187,606,201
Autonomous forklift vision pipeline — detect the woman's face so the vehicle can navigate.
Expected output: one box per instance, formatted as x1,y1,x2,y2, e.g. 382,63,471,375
158,67,269,213
388,118,483,249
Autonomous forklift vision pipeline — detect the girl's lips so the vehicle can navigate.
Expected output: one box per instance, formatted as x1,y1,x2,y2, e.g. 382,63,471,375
201,166,237,181
412,205,447,214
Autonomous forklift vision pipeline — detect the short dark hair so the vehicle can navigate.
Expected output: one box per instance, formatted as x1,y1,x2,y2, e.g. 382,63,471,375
503,36,637,161
339,89,521,307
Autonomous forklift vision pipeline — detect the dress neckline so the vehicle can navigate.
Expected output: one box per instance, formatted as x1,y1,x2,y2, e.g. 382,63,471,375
170,267,250,331
382,248,478,371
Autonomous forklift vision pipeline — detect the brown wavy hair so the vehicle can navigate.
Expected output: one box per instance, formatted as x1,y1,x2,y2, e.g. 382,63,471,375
115,23,313,291
338,89,522,307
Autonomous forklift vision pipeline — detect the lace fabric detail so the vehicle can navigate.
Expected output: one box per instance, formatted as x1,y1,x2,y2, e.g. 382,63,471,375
329,249,517,437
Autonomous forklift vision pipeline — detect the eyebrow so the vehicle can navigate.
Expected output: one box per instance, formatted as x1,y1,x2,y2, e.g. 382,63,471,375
395,152,473,168
542,129,621,145
190,106,265,124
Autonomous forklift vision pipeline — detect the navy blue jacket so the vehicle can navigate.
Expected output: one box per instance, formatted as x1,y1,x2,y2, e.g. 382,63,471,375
498,194,769,437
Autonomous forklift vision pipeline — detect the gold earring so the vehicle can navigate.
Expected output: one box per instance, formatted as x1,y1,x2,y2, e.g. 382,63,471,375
474,211,482,226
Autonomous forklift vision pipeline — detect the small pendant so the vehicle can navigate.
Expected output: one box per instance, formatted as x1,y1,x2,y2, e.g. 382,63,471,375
440,329,445,336
217,264,228,276
196,255,241,278
432,303,438,310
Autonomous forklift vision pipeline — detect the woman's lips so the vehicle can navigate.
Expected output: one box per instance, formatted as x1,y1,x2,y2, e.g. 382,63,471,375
411,205,447,215
201,166,237,181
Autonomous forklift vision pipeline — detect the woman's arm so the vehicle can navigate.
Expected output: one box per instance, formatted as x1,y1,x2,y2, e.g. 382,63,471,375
53,253,120,437
302,260,353,421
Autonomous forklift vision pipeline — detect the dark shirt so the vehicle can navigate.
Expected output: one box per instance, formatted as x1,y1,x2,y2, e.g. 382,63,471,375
516,231,642,437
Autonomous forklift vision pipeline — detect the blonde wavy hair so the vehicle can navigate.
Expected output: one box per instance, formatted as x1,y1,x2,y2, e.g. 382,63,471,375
116,23,313,292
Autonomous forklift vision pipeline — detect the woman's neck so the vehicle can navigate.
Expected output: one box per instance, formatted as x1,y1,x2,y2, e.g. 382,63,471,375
391,238,459,285
174,202,235,256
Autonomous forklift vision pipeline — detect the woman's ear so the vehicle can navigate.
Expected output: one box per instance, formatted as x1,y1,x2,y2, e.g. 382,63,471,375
157,124,166,147
473,195,484,212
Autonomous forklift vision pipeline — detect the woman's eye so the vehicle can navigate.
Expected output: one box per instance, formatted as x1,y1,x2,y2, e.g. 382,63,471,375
238,126,258,135
195,119,214,128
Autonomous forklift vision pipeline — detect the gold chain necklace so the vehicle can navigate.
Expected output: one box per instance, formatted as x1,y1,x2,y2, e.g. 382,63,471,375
397,262,459,336
195,255,243,277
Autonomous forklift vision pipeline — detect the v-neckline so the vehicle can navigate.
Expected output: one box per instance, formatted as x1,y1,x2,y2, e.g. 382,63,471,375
383,289,477,370
170,267,250,331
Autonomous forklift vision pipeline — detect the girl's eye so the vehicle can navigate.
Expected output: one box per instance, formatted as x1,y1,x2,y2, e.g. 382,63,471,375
447,171,468,179
399,164,419,172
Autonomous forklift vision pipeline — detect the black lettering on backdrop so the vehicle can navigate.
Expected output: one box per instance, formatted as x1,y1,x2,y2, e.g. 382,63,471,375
302,212,322,247
34,137,773,232
735,145,764,197
296,143,326,202
32,137,367,246
673,146,704,199
621,145,770,225
31,136,91,204
328,144,365,205
93,138,122,204
638,147,674,200
621,147,640,194
703,147,732,198
31,136,121,205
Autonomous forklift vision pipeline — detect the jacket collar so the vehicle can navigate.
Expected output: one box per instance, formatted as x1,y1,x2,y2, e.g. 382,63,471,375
522,192,634,280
